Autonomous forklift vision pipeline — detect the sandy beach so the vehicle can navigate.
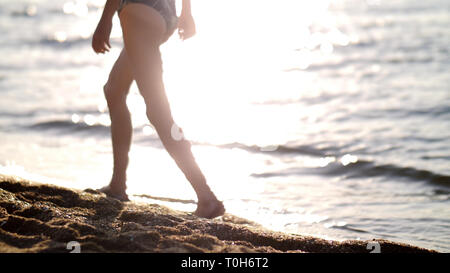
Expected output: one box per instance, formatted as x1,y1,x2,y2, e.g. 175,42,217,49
0,174,435,253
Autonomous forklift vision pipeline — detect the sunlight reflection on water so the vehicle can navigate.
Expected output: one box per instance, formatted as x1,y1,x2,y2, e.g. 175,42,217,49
1,0,449,252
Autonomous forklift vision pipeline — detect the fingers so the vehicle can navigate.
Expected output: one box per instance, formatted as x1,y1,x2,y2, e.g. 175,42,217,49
101,42,111,53
178,29,185,40
92,20,112,53
178,28,196,41
93,45,107,54
91,34,111,53
183,32,195,40
92,40,111,54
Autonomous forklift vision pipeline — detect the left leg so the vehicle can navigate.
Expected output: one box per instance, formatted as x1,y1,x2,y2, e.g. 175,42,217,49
99,48,135,201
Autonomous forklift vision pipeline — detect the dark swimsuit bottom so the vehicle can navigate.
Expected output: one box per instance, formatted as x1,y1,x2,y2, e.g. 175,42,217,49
117,0,178,35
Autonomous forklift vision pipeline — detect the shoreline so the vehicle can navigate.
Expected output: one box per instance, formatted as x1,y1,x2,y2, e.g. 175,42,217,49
0,174,435,253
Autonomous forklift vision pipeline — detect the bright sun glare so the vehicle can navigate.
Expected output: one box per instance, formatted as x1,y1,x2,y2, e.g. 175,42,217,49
62,0,356,202
158,0,348,145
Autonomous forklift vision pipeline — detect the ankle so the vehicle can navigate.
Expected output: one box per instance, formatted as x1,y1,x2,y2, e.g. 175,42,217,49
110,176,127,190
198,193,219,205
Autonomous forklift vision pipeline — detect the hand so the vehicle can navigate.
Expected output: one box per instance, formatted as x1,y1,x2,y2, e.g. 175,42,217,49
177,14,196,40
92,19,112,54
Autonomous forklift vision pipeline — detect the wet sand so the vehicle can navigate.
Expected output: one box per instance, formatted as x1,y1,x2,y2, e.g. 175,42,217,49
0,174,435,253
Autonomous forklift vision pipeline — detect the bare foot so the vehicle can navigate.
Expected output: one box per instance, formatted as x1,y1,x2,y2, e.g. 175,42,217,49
97,184,129,202
194,199,225,219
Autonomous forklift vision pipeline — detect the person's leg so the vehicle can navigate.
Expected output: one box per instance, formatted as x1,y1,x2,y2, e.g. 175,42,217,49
119,3,224,218
101,48,134,200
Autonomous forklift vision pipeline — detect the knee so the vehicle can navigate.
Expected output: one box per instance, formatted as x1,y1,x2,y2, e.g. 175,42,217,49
145,108,166,130
103,82,127,106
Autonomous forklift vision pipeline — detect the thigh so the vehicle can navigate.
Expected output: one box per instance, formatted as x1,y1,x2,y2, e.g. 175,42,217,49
119,4,173,119
106,48,134,97
119,2,167,44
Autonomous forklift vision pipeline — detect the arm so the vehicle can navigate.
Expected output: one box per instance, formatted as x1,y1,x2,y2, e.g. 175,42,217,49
92,0,120,54
178,0,196,40
181,0,192,14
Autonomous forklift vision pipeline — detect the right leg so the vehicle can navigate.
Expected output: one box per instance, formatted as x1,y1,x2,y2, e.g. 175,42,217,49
119,4,225,217
101,48,134,200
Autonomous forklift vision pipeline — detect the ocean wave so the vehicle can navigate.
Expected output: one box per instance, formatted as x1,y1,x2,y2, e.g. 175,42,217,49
27,119,110,135
0,108,103,118
251,158,450,188
38,36,90,48
24,118,162,141
36,35,122,50
357,105,450,119
9,6,39,17
334,161,450,186
217,142,337,157
0,110,39,118
216,142,450,187
324,222,370,234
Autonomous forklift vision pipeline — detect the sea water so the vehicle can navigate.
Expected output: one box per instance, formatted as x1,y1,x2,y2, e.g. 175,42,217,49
0,0,449,252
